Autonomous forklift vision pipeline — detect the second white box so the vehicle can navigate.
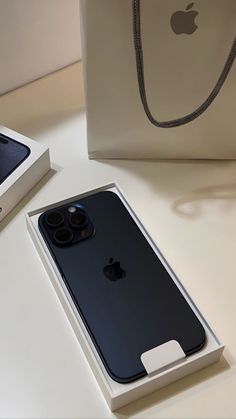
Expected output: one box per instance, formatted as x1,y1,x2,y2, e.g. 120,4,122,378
26,183,224,411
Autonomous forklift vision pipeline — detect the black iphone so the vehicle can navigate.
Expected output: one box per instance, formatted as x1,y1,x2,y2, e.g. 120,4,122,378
38,191,205,383
0,133,30,185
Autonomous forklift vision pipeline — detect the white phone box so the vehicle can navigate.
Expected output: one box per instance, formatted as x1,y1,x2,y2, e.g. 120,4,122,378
26,183,224,411
0,125,50,222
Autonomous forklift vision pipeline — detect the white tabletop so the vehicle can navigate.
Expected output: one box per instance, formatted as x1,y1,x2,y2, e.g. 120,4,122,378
0,62,236,418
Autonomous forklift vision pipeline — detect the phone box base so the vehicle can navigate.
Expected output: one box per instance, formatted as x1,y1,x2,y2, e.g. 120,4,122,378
26,183,224,411
0,126,50,222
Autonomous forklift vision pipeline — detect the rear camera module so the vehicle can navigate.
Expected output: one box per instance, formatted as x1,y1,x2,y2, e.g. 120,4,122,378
45,211,64,228
69,211,87,229
54,227,73,245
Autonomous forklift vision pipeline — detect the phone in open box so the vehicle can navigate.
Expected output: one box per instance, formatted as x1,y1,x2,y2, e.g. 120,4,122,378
38,190,205,383
0,133,30,185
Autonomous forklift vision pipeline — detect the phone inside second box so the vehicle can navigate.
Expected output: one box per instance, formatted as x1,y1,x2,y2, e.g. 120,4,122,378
0,133,30,185
38,190,206,384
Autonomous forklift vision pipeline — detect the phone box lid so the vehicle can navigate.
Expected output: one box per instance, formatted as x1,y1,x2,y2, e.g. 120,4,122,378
0,125,50,222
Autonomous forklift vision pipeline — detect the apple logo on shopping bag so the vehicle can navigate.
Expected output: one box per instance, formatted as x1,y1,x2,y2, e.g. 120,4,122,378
170,3,198,35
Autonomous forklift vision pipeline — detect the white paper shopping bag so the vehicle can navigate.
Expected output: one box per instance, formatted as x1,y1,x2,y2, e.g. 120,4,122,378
81,0,236,159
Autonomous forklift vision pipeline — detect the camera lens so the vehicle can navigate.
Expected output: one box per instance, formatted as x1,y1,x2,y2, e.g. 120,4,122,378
54,227,73,245
45,211,64,228
69,211,87,229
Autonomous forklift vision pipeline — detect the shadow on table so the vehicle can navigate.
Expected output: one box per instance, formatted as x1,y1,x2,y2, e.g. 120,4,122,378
115,355,230,418
172,182,236,219
0,166,59,233
97,159,236,219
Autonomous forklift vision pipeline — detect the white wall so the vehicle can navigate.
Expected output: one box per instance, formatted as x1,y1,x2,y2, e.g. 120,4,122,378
0,0,81,95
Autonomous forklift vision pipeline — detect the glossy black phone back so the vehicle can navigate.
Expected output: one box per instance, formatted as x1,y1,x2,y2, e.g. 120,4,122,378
38,191,205,383
0,134,30,185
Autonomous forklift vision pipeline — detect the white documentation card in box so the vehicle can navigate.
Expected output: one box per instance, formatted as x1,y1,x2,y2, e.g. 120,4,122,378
0,125,50,222
26,183,224,411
